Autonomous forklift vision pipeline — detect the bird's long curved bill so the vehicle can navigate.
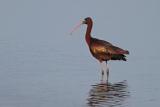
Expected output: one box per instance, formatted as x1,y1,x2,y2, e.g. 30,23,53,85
70,20,83,35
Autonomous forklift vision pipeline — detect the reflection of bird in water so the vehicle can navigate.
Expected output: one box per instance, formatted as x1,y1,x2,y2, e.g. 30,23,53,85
87,80,130,107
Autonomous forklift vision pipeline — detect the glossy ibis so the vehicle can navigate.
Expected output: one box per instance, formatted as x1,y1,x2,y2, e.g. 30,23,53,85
70,17,129,83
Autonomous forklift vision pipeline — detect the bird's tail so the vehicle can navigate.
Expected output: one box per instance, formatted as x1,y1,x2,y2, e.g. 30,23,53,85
111,54,127,61
124,50,129,54
116,49,129,55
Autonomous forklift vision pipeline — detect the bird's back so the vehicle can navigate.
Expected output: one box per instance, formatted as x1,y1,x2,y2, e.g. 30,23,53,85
89,38,129,62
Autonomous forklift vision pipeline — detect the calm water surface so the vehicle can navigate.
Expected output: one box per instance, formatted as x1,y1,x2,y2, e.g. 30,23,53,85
0,38,160,107
0,0,160,106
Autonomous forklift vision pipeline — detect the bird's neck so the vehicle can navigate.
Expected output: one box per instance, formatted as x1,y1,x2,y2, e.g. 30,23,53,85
85,23,92,46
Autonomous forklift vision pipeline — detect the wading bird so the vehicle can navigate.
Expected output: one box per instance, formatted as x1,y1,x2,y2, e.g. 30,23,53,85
70,17,129,83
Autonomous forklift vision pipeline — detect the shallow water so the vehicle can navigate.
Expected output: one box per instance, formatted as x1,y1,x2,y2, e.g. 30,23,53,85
0,37,160,107
1,0,160,106
87,81,130,107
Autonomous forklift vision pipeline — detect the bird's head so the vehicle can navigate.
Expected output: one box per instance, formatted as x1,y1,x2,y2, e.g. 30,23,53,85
82,17,92,25
70,17,92,35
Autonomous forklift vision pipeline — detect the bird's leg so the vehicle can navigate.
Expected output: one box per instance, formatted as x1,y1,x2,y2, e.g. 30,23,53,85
107,68,109,83
101,65,104,76
100,61,107,83
106,68,109,84
106,61,109,84
100,62,104,82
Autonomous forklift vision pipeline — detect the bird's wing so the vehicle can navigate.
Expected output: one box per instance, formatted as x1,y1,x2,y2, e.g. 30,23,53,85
90,38,129,55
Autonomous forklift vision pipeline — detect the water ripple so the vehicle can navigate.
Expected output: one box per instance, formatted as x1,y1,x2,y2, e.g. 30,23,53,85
87,80,130,107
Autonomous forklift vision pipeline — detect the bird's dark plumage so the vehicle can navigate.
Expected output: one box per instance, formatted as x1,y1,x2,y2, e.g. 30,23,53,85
89,38,129,62
71,17,129,82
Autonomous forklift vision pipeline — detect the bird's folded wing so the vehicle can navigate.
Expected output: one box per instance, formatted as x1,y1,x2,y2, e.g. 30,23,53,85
90,43,117,55
90,38,129,55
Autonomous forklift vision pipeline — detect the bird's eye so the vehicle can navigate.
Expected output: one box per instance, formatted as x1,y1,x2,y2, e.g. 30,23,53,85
84,18,87,21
